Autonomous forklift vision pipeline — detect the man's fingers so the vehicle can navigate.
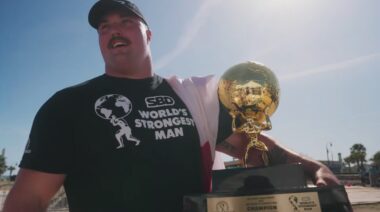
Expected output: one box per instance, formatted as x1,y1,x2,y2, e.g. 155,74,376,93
316,179,327,187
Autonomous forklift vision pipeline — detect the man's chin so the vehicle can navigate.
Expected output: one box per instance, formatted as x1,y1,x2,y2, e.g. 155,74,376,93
110,47,130,55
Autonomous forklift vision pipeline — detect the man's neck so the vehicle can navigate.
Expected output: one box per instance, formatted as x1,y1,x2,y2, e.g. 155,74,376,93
105,61,153,79
105,69,153,79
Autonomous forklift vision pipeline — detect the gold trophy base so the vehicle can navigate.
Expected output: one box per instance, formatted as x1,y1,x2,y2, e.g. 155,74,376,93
184,186,351,212
183,164,352,212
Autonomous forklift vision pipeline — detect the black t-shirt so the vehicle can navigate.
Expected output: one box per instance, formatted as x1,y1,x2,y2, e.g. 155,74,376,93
21,74,223,211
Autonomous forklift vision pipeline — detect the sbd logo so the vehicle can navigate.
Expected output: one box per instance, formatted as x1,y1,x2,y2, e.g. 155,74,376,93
145,96,175,108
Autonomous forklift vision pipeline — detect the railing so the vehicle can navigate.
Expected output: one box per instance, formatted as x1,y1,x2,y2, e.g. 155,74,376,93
0,190,8,211
47,187,69,212
0,183,12,211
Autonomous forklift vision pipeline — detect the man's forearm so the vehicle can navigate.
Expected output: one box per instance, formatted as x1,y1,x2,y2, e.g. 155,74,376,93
3,169,65,212
3,190,48,212
217,139,242,158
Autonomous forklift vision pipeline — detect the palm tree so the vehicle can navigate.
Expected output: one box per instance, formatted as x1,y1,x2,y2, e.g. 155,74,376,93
370,151,380,166
344,155,353,172
349,143,367,171
0,155,6,176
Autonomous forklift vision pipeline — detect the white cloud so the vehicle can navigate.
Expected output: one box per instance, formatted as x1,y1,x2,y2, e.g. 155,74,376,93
279,53,380,81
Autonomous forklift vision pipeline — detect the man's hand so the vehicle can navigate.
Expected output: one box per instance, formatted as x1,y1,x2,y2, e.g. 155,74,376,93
216,132,341,187
314,166,340,186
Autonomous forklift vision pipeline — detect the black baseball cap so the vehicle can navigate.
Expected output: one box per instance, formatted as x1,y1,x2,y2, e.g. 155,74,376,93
88,0,148,29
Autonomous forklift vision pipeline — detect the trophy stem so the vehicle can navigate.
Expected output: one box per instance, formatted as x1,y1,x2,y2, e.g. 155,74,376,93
243,133,269,167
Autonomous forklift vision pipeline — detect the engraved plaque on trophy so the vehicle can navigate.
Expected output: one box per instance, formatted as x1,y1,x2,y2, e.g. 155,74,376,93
183,61,352,212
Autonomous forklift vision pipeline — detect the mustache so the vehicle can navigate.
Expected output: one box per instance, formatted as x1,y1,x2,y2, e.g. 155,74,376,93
108,36,131,49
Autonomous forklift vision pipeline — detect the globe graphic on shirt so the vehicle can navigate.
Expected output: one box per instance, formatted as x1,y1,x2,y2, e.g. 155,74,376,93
94,94,132,120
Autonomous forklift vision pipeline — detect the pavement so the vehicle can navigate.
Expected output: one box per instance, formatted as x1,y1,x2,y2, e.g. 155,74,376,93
345,185,380,212
346,185,380,205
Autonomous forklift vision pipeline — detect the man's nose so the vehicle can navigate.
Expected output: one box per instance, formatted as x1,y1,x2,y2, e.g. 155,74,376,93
109,22,124,34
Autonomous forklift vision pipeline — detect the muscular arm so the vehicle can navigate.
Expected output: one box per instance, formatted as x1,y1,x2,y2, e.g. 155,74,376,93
3,168,65,212
216,133,340,186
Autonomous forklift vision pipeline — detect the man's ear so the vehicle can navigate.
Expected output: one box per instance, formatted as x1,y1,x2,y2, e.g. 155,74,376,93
146,29,152,43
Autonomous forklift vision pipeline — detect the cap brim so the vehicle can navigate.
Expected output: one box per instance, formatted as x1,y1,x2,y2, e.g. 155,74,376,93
88,1,143,29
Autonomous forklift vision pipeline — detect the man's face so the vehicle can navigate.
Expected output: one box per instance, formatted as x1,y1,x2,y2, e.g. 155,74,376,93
97,11,151,72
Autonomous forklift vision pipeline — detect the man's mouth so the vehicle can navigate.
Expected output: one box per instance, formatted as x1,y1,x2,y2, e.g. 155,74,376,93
108,37,131,49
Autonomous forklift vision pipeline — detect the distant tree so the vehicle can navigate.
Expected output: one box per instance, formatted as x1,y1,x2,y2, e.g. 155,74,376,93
344,155,354,172
349,143,367,171
0,154,6,175
370,151,380,166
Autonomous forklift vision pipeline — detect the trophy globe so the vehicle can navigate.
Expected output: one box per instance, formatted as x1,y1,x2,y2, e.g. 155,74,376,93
218,61,280,166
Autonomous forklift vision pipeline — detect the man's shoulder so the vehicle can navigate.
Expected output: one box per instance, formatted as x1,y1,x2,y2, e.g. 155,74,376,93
55,75,103,95
47,75,104,104
62,75,104,91
165,75,218,87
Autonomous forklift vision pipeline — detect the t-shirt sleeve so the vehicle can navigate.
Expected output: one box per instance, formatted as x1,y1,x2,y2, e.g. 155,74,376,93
20,91,75,174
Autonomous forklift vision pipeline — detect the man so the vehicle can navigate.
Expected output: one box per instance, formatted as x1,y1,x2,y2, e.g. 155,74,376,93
3,0,339,211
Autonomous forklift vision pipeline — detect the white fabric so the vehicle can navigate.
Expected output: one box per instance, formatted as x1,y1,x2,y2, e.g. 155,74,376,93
165,75,220,161
212,151,227,170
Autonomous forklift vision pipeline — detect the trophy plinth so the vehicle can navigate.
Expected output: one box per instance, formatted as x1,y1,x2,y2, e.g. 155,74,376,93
184,183,352,212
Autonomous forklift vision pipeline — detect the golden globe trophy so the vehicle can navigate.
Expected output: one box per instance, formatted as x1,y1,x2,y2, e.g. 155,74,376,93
183,61,352,212
218,61,280,167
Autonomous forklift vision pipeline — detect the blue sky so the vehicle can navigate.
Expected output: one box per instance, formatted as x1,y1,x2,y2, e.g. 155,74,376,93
1,0,379,171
